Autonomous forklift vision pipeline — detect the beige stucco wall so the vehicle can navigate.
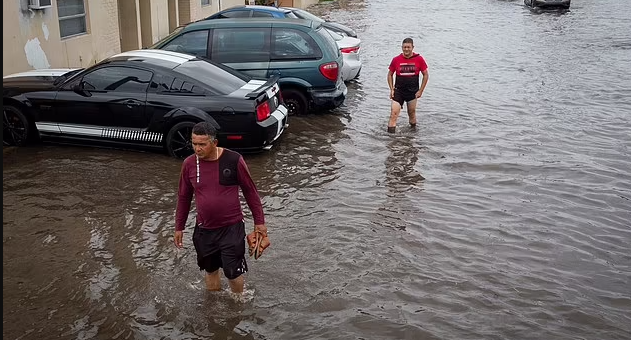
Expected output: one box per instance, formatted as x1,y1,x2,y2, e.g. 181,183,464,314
139,0,171,48
3,0,121,76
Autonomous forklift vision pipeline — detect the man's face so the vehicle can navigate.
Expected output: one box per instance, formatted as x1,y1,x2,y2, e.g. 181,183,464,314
402,43,414,57
191,133,217,159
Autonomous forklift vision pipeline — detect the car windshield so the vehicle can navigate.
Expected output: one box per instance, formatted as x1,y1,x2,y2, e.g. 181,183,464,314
150,26,184,48
323,27,344,42
285,11,299,19
174,59,250,95
291,9,325,23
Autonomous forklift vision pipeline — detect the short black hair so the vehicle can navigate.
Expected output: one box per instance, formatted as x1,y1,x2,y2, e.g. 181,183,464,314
192,121,217,139
402,37,414,45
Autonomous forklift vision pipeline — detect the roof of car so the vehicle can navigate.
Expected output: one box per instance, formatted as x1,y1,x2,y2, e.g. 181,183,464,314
224,5,291,12
106,49,197,69
187,17,317,29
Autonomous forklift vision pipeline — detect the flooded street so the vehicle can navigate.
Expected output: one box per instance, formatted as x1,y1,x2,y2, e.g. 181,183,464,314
3,0,631,339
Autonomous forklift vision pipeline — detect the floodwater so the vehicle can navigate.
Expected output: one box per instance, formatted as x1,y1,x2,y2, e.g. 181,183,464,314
3,0,631,339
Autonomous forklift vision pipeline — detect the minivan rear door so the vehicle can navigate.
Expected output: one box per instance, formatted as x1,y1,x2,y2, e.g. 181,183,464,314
209,27,271,79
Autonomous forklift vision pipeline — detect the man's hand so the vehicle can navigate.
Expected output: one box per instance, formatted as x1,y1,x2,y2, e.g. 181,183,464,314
415,90,423,99
254,224,267,237
390,89,395,99
174,230,183,248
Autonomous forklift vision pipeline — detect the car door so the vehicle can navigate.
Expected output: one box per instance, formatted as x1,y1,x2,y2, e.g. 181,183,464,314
53,65,152,136
209,27,271,78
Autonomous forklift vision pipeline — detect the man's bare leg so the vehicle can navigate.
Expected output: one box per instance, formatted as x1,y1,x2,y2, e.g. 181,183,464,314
388,100,402,132
228,275,244,294
205,270,222,291
407,99,417,126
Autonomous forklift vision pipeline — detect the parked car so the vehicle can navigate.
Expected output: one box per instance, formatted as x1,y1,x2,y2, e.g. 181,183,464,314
322,27,361,81
524,0,570,9
3,49,288,158
152,18,347,116
204,5,358,38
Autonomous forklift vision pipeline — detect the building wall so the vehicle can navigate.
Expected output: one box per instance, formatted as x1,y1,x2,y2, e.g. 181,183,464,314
3,0,320,76
3,0,120,76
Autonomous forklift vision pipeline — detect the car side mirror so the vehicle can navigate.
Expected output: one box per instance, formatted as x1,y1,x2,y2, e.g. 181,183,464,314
73,81,92,96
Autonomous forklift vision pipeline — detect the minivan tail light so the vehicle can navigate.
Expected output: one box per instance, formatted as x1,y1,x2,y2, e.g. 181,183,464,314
340,46,359,54
319,62,339,81
256,101,271,122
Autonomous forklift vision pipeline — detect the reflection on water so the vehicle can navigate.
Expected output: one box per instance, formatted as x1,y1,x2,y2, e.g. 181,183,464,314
4,0,631,339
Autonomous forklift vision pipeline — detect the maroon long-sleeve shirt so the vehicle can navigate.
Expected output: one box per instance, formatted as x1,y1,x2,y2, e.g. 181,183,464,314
175,149,265,231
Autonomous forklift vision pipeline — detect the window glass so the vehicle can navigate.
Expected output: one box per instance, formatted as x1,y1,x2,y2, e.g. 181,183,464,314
217,10,251,18
315,27,340,58
252,11,274,17
57,0,87,38
271,28,322,60
201,0,211,6
160,30,209,57
291,9,325,23
174,60,249,95
211,28,270,63
81,67,152,92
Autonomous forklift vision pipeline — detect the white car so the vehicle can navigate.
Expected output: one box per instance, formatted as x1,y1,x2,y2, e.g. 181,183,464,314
322,28,362,82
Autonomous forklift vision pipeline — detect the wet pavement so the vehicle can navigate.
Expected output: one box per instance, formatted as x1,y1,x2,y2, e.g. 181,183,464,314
3,0,631,339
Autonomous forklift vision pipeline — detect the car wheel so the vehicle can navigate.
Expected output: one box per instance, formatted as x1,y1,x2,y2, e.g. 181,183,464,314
165,121,196,159
282,89,308,116
3,105,30,146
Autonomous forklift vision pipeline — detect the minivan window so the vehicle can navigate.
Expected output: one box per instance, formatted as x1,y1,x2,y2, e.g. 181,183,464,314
159,30,209,57
271,28,322,60
217,10,251,18
314,27,340,59
150,26,184,48
173,60,249,95
211,28,270,63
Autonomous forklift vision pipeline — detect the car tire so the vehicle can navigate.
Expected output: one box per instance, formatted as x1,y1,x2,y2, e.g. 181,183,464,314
165,121,196,159
282,89,308,116
3,105,31,146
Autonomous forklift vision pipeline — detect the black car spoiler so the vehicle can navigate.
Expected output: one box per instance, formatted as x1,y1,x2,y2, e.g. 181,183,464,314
245,75,280,99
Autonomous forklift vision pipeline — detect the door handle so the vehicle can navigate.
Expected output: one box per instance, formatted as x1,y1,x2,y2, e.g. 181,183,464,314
124,99,141,108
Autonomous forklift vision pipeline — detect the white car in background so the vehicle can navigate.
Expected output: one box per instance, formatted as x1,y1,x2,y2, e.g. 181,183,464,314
323,28,362,81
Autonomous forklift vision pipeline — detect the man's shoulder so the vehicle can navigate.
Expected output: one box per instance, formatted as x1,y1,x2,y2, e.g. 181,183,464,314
182,154,196,166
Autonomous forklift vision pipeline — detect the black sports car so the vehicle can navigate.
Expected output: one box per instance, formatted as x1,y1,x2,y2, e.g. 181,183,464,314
3,49,288,158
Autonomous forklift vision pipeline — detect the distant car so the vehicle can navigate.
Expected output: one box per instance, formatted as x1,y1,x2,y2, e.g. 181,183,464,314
204,5,358,38
322,28,361,81
524,0,570,9
3,49,288,158
152,18,347,116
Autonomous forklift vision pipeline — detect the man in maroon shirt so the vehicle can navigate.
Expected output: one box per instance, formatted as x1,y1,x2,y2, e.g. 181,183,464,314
174,122,268,294
387,37,429,133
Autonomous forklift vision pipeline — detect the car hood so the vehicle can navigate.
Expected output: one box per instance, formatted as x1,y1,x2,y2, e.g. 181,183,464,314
3,68,80,91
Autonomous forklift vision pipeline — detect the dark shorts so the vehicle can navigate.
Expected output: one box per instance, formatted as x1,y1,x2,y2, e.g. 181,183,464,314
192,220,248,280
392,88,418,107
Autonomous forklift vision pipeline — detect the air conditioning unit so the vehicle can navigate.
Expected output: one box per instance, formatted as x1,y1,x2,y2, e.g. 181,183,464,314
29,0,52,10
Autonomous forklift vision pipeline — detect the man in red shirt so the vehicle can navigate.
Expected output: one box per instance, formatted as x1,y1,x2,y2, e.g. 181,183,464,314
174,122,268,294
387,37,429,133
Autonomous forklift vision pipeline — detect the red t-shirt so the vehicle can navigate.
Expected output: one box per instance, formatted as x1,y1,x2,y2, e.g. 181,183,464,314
388,53,428,91
175,149,265,230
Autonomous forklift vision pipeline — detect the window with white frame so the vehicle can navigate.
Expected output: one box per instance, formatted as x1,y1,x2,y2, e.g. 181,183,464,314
58,0,87,38
201,0,211,6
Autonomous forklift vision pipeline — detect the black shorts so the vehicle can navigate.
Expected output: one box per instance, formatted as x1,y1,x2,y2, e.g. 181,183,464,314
192,220,248,280
392,89,418,107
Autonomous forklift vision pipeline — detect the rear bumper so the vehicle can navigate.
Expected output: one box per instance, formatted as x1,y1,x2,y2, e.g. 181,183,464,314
258,104,288,147
309,81,347,110
342,58,362,81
